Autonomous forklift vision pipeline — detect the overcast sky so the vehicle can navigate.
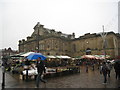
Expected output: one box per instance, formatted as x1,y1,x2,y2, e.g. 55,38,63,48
0,0,119,50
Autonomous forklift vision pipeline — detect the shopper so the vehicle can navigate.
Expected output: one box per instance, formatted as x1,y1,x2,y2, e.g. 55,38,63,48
100,62,109,84
36,57,47,88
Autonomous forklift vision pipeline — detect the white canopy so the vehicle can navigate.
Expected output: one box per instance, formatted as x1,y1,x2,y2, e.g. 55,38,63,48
46,55,56,58
46,55,71,59
21,52,35,57
56,55,71,59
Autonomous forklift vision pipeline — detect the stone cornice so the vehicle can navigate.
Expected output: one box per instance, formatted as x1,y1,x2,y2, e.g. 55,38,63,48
73,31,120,41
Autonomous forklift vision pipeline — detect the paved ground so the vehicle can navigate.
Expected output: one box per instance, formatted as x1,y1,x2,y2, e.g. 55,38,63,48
0,65,120,89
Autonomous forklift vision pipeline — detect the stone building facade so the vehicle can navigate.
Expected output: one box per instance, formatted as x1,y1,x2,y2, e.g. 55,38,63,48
18,22,120,58
71,32,120,58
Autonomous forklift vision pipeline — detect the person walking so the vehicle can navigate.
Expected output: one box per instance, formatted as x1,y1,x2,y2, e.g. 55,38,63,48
114,61,120,80
91,61,95,71
106,61,112,77
36,57,47,88
100,62,109,84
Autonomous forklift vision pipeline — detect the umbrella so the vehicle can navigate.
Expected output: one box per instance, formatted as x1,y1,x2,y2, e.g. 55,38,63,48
27,53,46,60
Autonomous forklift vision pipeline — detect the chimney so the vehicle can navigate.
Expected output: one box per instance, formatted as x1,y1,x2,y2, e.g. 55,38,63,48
22,39,25,43
72,32,75,38
19,40,22,44
33,22,41,30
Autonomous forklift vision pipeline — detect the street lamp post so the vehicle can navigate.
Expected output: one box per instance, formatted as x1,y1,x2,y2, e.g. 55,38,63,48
100,25,108,61
37,24,40,53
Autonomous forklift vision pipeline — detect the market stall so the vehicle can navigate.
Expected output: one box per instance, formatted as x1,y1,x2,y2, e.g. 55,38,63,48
8,53,80,80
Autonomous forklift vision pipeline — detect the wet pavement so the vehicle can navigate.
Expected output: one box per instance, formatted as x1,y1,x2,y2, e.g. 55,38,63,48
0,65,120,89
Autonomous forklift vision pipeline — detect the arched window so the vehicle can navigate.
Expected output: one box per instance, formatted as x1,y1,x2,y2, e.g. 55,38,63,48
47,53,50,55
86,48,91,55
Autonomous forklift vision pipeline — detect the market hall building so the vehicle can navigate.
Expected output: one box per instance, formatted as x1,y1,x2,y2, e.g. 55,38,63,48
18,22,120,58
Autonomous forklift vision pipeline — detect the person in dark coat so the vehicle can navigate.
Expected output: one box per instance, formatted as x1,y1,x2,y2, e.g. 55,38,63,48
101,62,109,84
114,61,120,80
106,61,112,77
36,57,46,88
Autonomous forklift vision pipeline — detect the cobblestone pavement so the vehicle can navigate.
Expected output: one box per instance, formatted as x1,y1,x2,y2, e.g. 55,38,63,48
0,65,120,89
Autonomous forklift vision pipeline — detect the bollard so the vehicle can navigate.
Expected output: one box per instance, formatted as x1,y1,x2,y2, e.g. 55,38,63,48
25,59,29,82
26,69,29,82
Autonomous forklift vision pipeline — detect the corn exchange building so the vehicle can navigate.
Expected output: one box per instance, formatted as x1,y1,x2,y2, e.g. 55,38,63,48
18,22,120,58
